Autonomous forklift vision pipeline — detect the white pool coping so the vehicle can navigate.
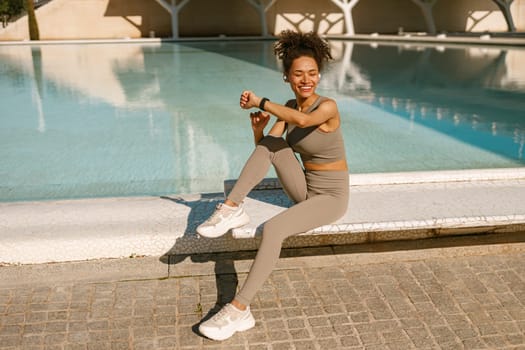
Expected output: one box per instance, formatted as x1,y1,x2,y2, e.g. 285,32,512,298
1,168,524,265
349,167,525,185
334,33,525,48
1,33,524,47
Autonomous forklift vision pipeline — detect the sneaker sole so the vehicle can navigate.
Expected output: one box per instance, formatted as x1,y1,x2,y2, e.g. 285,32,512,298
199,317,255,341
197,212,250,238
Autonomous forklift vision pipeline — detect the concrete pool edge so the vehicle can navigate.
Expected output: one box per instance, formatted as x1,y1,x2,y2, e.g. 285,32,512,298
1,168,525,265
1,34,524,47
330,33,525,48
350,167,525,185
225,167,525,193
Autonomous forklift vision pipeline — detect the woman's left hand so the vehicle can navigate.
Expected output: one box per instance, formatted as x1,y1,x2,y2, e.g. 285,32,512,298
240,90,260,110
250,111,270,133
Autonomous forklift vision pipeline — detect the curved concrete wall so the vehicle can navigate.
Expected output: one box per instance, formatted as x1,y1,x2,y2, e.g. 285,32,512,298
0,0,523,41
0,0,172,41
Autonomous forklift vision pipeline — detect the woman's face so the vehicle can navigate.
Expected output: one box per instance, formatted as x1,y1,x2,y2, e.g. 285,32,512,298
285,56,320,100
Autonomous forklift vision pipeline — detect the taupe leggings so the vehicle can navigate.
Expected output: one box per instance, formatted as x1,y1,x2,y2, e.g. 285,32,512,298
228,135,349,306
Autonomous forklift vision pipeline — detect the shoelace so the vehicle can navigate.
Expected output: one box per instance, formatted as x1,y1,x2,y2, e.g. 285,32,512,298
206,204,232,224
211,304,235,321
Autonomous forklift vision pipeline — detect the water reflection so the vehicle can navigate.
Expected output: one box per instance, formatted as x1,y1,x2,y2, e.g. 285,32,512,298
327,41,525,161
0,40,524,201
31,47,46,133
0,42,257,200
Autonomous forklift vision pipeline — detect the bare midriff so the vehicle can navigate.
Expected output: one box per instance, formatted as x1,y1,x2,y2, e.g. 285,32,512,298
303,159,348,171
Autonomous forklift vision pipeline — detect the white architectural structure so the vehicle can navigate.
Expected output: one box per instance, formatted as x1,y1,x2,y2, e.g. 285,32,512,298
154,0,191,38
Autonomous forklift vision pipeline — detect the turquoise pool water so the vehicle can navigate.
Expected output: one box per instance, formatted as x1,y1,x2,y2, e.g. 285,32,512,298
1,40,524,202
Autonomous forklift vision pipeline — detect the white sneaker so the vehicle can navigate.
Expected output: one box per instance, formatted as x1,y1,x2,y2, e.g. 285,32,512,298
196,203,250,238
199,303,255,341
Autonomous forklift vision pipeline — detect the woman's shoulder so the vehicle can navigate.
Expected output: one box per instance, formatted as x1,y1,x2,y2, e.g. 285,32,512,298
318,95,336,104
316,96,338,111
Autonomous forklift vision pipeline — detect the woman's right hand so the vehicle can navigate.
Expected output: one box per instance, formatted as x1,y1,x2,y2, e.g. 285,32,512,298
250,111,270,133
240,90,260,110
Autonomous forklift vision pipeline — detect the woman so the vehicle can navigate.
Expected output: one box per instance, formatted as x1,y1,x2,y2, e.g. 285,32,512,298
197,30,349,341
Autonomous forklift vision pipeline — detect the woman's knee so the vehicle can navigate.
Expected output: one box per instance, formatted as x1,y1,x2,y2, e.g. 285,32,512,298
260,220,287,244
257,135,290,153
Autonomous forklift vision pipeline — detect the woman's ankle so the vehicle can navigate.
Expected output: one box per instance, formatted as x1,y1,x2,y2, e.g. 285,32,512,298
224,199,238,207
231,299,247,311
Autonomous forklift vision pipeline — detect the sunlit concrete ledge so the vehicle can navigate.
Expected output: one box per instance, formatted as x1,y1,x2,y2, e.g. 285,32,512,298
0,36,274,46
1,168,524,265
331,33,525,47
1,33,524,48
225,167,525,192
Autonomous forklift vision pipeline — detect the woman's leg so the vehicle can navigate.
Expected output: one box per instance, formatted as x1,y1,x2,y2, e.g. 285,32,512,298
197,136,307,238
198,169,349,340
234,190,348,306
228,135,307,205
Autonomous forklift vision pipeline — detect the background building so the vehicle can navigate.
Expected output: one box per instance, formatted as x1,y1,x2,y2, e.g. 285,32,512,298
0,0,523,41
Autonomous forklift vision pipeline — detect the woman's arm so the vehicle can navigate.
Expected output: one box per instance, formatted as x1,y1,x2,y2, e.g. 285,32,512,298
250,112,286,144
250,111,270,144
240,90,337,128
267,119,286,137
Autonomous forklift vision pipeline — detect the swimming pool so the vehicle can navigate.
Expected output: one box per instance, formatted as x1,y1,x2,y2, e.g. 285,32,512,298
1,40,524,202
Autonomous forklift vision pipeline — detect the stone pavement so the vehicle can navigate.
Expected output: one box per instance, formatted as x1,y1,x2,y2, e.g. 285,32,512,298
1,232,525,350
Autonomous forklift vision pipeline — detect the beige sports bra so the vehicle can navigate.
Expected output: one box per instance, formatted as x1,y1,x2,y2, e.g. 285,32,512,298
285,96,346,164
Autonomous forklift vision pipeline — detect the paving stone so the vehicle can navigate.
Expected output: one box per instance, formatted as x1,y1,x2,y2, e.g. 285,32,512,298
1,245,525,349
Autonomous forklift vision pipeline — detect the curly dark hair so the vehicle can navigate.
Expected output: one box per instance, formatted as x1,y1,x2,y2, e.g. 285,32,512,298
273,30,332,74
